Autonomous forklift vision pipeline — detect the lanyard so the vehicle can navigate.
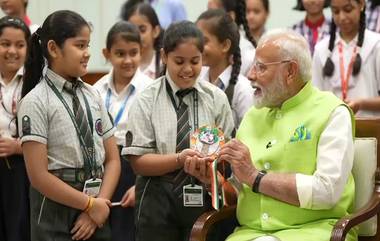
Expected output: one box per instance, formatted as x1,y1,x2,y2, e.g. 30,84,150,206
165,79,198,130
105,86,134,126
0,78,21,116
166,79,199,186
338,41,358,100
45,76,97,177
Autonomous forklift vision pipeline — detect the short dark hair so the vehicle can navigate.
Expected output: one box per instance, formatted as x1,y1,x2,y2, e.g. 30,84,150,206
106,21,141,50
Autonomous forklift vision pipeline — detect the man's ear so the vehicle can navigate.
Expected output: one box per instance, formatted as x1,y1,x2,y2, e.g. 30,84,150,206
160,48,167,65
286,61,299,85
47,40,60,59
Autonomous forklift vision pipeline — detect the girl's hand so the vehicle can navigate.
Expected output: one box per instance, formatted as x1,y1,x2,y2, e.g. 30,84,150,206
344,99,362,114
177,148,204,167
0,137,21,157
87,197,111,228
183,155,214,184
120,185,135,208
71,212,97,240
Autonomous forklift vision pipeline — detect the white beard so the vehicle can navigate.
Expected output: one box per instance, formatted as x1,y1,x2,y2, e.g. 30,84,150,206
253,74,289,109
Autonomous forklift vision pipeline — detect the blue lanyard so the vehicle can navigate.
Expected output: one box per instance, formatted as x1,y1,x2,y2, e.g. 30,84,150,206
105,86,134,126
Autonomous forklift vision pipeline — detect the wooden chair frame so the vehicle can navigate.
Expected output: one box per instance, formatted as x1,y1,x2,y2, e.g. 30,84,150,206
190,118,380,241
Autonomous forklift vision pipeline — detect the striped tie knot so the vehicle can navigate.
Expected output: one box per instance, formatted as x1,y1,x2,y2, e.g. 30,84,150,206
64,80,82,95
175,88,193,99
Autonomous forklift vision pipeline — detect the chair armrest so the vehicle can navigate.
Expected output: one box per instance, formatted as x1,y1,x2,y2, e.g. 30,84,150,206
330,192,380,241
190,205,236,241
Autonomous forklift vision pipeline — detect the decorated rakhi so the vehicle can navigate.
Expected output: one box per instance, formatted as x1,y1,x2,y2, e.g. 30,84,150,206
191,125,226,210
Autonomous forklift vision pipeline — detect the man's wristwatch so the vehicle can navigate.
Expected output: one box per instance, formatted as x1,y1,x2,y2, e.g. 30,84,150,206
252,170,267,193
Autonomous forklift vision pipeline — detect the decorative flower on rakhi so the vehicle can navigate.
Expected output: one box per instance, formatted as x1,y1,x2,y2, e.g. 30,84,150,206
191,125,225,160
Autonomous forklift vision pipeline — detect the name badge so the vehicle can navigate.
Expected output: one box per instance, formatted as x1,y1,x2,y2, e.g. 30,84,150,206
183,184,203,207
83,178,102,197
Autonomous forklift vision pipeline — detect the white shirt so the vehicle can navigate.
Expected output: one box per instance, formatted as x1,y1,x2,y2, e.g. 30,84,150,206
312,30,380,117
0,68,23,137
239,29,256,77
141,54,161,80
296,105,353,209
93,68,152,145
201,66,253,127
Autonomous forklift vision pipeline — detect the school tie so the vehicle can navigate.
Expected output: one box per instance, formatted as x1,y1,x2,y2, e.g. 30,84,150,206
175,88,193,152
173,88,194,196
64,81,94,176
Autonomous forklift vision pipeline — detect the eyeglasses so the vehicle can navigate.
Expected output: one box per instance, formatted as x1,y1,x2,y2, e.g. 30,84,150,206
251,59,292,75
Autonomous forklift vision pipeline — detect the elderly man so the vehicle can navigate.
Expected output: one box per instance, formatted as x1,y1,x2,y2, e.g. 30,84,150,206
184,29,357,241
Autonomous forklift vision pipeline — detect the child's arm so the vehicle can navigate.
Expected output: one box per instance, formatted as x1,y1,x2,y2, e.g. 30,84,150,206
22,141,110,226
23,141,90,209
97,136,120,200
129,149,203,176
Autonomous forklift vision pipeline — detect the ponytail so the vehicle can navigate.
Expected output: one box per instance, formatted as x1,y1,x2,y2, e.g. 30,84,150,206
231,46,241,85
154,30,164,78
323,19,336,77
22,29,45,97
352,8,366,76
236,0,256,47
323,2,366,77
21,10,90,97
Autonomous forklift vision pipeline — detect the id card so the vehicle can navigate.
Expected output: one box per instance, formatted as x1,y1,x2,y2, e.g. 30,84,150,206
183,184,203,207
83,178,102,197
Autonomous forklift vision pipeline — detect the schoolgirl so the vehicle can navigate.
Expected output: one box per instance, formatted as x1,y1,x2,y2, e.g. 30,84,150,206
312,0,380,116
121,1,163,79
93,21,152,241
207,0,256,76
0,0,38,32
18,10,120,241
245,0,269,42
122,20,235,241
0,15,30,241
292,0,331,55
197,9,253,127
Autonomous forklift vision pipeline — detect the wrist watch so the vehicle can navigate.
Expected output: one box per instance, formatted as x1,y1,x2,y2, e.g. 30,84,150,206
252,170,267,193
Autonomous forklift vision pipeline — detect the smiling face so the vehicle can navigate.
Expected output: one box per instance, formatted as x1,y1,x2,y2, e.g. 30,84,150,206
162,38,203,89
0,26,27,77
196,19,228,67
104,36,141,83
0,0,25,17
50,25,91,80
248,41,291,108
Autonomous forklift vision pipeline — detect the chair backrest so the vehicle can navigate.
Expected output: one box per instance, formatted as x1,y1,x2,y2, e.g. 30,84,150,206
353,118,380,238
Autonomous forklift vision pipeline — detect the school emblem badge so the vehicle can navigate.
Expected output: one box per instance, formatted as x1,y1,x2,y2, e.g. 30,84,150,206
22,115,31,135
95,119,103,136
125,131,133,147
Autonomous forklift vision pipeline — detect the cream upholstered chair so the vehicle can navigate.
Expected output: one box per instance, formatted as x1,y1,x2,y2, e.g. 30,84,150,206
190,118,380,241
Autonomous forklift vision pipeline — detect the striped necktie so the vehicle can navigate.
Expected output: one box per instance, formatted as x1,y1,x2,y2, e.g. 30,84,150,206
175,88,193,152
172,88,194,197
64,81,94,176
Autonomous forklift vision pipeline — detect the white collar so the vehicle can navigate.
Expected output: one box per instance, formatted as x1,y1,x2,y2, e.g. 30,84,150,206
106,68,144,96
0,67,23,87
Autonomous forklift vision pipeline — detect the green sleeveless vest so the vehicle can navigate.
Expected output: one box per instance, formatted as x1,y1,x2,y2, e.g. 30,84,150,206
229,81,357,241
